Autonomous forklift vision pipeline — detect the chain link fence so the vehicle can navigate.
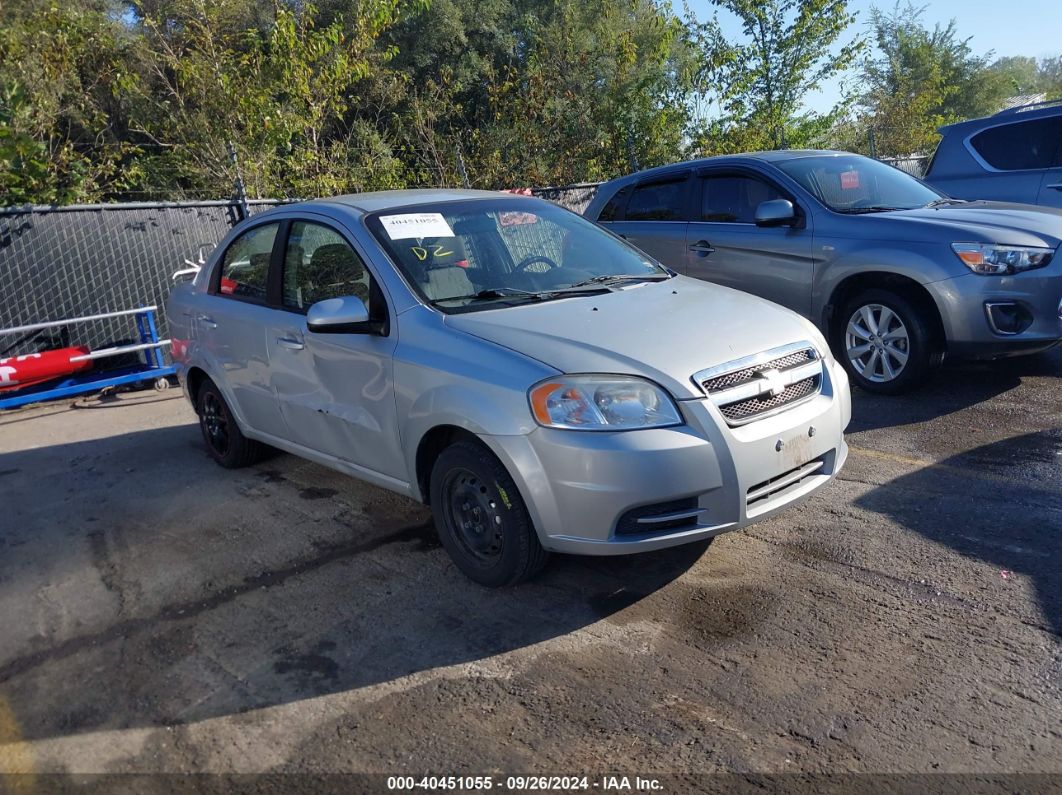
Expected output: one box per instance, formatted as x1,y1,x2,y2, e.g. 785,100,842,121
0,187,599,359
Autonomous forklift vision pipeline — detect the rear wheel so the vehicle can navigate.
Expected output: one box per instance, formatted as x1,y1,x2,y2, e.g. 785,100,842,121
836,288,938,394
196,379,266,468
429,439,548,587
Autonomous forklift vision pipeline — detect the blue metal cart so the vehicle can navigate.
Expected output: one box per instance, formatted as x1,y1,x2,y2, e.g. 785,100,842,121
0,306,177,410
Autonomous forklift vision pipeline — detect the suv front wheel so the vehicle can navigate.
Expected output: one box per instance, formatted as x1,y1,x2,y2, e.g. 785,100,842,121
836,288,938,394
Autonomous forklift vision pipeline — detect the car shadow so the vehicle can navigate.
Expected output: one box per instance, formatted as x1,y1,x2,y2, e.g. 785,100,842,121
0,425,709,742
853,430,1062,636
848,346,1061,432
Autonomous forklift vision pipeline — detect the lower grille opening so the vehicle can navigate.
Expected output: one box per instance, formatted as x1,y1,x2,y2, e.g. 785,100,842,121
615,497,701,537
747,457,826,509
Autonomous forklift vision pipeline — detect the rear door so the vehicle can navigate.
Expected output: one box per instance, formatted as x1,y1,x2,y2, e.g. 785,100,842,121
966,116,1062,204
605,172,692,272
197,221,286,436
685,168,816,316
1036,125,1062,208
268,218,404,479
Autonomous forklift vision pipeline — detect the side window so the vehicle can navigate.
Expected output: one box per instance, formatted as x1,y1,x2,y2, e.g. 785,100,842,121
625,178,688,221
970,117,1062,170
282,222,372,311
597,186,631,222
700,175,784,223
217,223,278,301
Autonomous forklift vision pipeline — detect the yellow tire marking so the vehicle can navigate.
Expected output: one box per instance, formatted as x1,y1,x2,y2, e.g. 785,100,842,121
0,694,36,789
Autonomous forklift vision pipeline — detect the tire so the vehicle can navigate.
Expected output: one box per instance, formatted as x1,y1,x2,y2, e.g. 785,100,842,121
429,439,549,587
835,288,939,395
196,378,266,468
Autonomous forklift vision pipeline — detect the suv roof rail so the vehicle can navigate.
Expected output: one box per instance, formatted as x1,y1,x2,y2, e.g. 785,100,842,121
993,98,1062,116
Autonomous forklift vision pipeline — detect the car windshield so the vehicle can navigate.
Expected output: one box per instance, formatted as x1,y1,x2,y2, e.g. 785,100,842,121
365,198,670,313
777,154,944,213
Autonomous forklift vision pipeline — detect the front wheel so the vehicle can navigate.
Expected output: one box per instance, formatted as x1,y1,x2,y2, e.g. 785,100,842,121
836,289,939,394
429,439,549,587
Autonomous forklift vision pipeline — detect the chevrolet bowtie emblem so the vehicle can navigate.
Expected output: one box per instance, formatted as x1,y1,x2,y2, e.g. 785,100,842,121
756,368,786,399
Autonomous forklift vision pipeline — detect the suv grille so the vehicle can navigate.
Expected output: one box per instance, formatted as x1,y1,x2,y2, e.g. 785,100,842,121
692,342,823,427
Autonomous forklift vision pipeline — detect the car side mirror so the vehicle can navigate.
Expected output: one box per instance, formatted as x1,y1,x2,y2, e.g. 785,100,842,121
754,199,797,227
306,295,377,334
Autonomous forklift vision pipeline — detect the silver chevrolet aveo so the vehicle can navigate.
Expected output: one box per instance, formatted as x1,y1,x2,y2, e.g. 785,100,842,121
167,190,852,586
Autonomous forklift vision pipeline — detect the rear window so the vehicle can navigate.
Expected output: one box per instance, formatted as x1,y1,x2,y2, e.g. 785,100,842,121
970,116,1062,171
625,178,688,221
597,186,631,222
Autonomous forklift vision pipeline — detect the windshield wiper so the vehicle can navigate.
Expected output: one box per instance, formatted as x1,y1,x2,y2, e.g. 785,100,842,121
565,273,673,289
925,198,968,208
833,206,907,214
434,287,546,304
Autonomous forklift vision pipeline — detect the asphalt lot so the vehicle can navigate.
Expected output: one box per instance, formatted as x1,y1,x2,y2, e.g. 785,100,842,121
0,350,1059,784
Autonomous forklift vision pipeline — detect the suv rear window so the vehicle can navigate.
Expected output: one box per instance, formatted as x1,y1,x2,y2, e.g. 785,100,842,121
625,178,688,221
970,116,1062,171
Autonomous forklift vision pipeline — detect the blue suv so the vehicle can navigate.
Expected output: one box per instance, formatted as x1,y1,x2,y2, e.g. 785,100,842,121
924,101,1062,208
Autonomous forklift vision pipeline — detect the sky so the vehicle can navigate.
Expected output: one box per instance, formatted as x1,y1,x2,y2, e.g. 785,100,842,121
680,0,1062,115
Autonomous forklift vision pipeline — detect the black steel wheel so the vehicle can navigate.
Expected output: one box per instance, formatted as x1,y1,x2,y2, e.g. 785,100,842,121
430,439,548,586
196,378,266,468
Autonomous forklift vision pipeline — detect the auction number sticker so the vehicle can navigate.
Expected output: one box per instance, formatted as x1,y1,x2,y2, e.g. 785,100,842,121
380,212,455,240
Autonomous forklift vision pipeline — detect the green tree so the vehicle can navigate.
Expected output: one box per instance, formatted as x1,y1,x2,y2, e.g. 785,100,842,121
0,0,141,204
688,0,864,154
842,3,1015,157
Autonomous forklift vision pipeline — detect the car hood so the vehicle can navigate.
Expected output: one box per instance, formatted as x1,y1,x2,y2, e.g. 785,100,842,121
445,277,822,400
873,201,1062,247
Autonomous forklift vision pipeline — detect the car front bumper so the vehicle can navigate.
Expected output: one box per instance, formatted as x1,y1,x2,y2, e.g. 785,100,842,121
928,267,1062,358
481,360,851,555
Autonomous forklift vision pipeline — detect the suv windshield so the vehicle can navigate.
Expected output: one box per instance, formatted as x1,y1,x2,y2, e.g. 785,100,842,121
366,198,669,312
777,155,943,213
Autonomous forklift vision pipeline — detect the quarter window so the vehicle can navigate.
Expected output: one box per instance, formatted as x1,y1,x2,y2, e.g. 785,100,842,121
970,117,1062,170
625,178,688,221
217,223,277,301
282,222,372,311
700,175,785,223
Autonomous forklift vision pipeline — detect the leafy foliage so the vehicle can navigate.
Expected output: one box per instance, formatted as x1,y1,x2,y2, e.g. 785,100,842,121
687,0,864,154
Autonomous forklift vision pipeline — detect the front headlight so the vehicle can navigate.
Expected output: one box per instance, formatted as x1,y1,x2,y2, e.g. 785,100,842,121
951,243,1053,275
528,375,682,431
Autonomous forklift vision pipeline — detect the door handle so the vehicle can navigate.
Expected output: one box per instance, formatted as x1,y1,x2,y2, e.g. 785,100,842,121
276,336,305,351
198,314,217,329
1046,183,1062,191
688,240,716,256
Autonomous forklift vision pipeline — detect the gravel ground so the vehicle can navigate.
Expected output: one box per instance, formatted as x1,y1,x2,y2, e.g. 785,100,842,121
0,350,1059,790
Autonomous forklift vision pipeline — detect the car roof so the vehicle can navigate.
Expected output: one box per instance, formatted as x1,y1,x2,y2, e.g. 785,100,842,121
938,101,1062,135
599,150,855,186
300,188,515,215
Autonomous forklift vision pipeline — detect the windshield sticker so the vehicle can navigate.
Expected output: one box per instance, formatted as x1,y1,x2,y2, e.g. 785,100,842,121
840,170,861,190
499,211,539,227
380,212,454,240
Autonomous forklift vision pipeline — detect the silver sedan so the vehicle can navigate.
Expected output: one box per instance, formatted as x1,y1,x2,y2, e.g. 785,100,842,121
167,190,851,585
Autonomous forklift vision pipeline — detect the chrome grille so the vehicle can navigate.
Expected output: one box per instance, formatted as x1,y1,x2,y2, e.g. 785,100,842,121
692,342,824,426
719,376,819,422
700,349,815,392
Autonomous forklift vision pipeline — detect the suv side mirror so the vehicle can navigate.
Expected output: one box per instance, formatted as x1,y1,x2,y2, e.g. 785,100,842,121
754,199,797,227
307,295,377,334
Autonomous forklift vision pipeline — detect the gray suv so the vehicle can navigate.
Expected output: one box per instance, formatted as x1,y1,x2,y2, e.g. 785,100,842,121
585,151,1062,393
925,101,1062,208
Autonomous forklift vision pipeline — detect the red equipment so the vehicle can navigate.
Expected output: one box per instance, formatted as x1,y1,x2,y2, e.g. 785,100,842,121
0,347,93,392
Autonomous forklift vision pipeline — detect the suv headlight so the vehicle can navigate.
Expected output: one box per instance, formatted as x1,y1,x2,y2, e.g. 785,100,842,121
528,375,682,431
951,243,1053,275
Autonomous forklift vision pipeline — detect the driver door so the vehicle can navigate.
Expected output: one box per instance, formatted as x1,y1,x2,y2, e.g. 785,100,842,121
267,219,404,479
684,169,816,316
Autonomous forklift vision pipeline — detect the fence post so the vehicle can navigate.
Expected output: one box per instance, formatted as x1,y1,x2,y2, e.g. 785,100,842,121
455,143,471,189
227,140,250,222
